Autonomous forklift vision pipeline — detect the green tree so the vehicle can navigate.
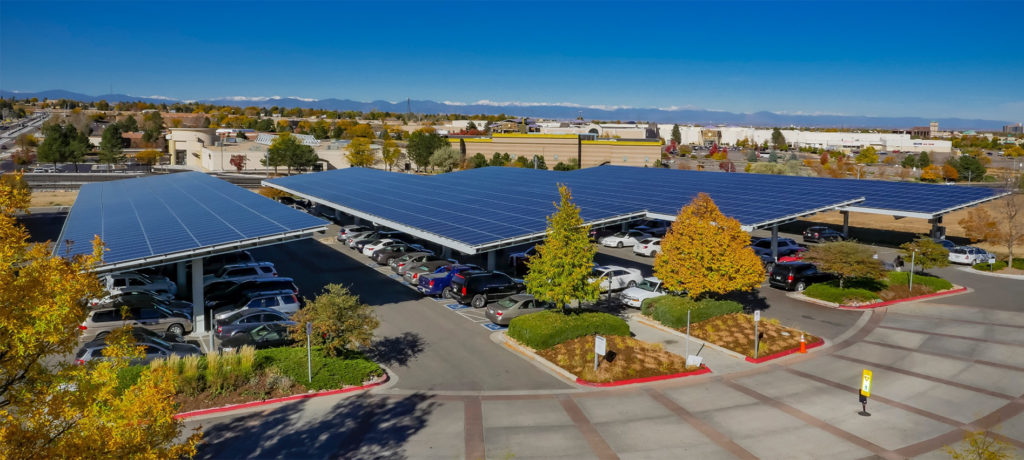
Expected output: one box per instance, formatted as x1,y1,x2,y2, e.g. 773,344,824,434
120,115,139,132
899,237,950,271
429,145,461,172
917,151,932,168
66,130,90,172
512,155,531,168
767,151,778,163
345,137,376,167
746,151,757,163
466,120,478,131
771,128,787,151
287,284,379,356
654,193,764,297
37,123,71,170
141,111,163,144
467,153,488,168
98,123,125,165
802,241,885,288
856,146,878,164
901,154,918,168
671,124,681,145
531,155,548,170
950,155,986,182
524,185,599,308
267,132,316,174
406,130,446,169
490,152,511,167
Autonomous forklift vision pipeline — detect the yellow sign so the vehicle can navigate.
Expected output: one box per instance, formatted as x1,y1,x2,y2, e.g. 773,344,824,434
860,369,872,397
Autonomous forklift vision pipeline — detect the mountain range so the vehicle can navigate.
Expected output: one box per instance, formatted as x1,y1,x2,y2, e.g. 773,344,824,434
1,89,1013,131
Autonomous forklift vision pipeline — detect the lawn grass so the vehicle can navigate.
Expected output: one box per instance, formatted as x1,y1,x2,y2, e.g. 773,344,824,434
803,271,953,304
536,335,700,383
689,313,819,359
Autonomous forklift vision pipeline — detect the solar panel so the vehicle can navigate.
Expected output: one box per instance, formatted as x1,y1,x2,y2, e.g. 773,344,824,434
55,172,328,268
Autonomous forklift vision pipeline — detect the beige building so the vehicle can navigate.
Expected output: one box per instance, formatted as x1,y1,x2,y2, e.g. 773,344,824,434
167,128,218,167
450,133,663,168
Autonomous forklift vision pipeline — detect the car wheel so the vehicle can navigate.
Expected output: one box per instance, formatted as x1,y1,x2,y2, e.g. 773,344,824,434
616,242,623,248
95,331,109,340
627,280,637,288
386,257,394,265
442,286,453,299
471,294,487,309
765,262,775,273
167,324,185,336
650,251,658,258
795,281,807,292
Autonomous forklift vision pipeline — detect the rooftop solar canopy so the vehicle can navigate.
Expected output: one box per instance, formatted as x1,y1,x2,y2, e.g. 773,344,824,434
56,172,329,272
265,166,868,254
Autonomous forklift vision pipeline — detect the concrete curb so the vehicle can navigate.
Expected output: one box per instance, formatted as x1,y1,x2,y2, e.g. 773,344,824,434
575,366,711,387
173,372,390,420
788,285,968,310
493,332,581,385
744,339,824,363
959,265,1024,280
631,314,748,360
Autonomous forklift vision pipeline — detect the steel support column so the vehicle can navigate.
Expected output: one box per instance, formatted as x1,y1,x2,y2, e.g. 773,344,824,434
487,251,496,271
190,257,205,334
841,210,850,237
176,262,187,293
771,224,779,261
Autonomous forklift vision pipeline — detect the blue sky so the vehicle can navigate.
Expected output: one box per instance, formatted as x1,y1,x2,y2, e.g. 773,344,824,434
2,1,1022,121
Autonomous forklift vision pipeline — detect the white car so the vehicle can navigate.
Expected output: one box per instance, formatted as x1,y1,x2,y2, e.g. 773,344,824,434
619,277,666,308
203,262,277,287
633,238,662,257
599,230,651,248
100,272,177,298
362,238,404,257
213,290,302,320
590,265,645,292
948,246,993,265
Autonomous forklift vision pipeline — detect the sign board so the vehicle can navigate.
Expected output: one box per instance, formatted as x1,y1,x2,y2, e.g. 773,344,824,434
306,322,312,335
988,255,997,264
860,369,872,397
753,310,761,322
595,335,607,356
686,355,703,367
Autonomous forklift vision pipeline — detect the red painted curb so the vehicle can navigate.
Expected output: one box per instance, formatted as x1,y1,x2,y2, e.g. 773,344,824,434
173,374,388,420
574,366,712,387
838,286,967,310
744,339,824,363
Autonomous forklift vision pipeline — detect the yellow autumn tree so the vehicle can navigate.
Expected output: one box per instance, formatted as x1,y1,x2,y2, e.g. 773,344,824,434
654,193,764,298
0,173,200,458
921,164,943,182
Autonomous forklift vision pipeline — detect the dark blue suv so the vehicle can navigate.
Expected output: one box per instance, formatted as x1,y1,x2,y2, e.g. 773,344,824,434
417,264,482,298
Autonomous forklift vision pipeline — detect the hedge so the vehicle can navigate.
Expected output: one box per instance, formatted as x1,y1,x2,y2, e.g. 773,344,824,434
256,347,383,390
507,311,630,350
803,283,880,304
641,295,744,329
886,272,952,291
972,259,1024,271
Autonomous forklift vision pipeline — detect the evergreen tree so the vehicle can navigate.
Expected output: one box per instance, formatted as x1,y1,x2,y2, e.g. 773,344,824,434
671,124,681,145
771,128,787,151
120,115,139,132
524,185,600,308
98,124,125,165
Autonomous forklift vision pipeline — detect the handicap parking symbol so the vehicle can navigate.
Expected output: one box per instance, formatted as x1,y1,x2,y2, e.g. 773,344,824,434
445,303,471,311
482,323,507,331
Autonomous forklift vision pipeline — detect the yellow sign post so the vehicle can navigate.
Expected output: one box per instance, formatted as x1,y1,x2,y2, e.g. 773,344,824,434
858,369,872,416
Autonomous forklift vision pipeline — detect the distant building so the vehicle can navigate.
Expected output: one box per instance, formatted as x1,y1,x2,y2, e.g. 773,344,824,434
448,133,663,168
910,126,931,138
1004,123,1023,134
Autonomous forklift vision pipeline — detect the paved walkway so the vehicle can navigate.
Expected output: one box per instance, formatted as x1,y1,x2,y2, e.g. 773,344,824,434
187,297,1024,459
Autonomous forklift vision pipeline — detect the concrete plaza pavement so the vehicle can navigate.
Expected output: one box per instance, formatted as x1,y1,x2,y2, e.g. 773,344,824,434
187,235,1024,459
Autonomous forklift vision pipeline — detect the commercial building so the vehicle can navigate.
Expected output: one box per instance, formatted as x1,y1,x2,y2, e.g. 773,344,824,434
167,128,380,172
449,133,663,168
655,125,952,153
1005,123,1023,135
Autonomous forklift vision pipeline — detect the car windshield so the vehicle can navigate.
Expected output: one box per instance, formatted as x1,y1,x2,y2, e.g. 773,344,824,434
496,297,518,309
637,280,659,292
145,335,171,348
639,238,655,244
591,269,608,278
611,232,626,238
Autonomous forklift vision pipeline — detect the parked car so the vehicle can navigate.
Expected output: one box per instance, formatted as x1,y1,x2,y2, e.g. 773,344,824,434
361,238,404,257
90,291,193,315
202,262,277,288
802,226,847,243
220,323,293,351
352,231,404,251
632,238,662,257
590,265,644,292
75,334,201,365
751,238,805,257
100,272,177,298
599,230,651,248
79,304,193,342
484,294,553,326
214,307,294,340
390,252,437,275
507,246,537,275
767,262,836,291
619,277,666,308
449,271,525,308
631,220,670,237
204,251,256,274
417,264,483,298
337,225,373,242
403,259,455,285
204,277,299,309
949,246,992,265
933,238,956,250
344,230,379,248
372,243,432,265
213,289,303,320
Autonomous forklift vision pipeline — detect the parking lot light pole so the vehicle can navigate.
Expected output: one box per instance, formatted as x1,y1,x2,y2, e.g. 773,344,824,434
908,250,916,292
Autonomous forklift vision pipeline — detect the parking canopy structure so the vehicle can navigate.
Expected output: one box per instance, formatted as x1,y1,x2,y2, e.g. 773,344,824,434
56,172,329,334
266,166,1008,262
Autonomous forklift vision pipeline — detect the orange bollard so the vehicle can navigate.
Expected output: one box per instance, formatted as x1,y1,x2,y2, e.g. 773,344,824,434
799,334,807,353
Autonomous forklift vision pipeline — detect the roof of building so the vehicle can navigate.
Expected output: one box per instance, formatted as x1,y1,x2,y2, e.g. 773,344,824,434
55,172,328,272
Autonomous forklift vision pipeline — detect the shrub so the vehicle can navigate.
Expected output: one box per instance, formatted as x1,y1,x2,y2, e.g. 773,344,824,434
886,272,952,291
507,311,630,350
804,283,880,304
116,365,145,393
973,259,1024,271
641,295,743,329
256,346,383,390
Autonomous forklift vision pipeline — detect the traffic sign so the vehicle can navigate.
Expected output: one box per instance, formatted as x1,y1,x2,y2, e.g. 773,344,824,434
753,310,761,322
595,335,607,356
860,369,872,397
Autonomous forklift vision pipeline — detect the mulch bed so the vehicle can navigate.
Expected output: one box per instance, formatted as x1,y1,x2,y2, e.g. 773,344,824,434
536,335,700,383
688,313,818,359
173,374,306,414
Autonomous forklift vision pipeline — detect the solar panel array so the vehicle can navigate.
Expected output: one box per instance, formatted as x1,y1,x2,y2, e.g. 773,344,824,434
56,172,328,266
268,165,1007,251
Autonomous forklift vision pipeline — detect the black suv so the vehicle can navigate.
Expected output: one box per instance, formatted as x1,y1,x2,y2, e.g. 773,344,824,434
768,262,835,291
802,226,847,243
449,271,525,308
